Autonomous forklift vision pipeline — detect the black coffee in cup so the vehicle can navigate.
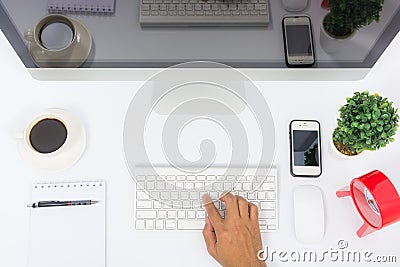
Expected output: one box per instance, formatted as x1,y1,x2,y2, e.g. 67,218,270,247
29,118,68,154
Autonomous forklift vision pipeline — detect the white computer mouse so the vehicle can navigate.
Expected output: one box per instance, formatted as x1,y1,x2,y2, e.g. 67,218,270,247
282,0,309,12
293,185,325,243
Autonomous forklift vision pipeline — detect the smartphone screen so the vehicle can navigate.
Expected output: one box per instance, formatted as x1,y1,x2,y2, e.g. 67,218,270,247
283,16,315,67
293,130,319,167
290,120,321,177
286,25,313,57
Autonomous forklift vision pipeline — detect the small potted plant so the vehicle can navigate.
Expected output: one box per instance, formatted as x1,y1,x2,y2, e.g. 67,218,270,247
332,91,399,158
320,0,384,53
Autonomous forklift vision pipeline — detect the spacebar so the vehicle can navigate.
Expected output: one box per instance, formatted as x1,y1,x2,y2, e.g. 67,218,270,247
178,220,205,230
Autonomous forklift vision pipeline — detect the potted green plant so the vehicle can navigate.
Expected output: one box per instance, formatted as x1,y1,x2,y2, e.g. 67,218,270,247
320,0,385,53
332,91,399,158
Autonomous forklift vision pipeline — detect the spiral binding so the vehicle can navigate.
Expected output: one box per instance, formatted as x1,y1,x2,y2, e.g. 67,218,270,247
48,0,115,14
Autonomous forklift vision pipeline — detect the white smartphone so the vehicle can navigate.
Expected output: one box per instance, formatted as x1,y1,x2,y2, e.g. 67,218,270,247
289,120,322,177
282,16,315,67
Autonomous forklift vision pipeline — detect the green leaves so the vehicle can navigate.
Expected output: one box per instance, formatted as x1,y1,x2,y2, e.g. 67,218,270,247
333,91,399,154
323,0,384,37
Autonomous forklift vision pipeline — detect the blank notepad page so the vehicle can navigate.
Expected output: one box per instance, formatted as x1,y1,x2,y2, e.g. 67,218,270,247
28,182,106,267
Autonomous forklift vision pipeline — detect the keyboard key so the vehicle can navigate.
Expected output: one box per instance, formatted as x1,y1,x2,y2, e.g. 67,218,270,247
182,200,191,208
171,191,179,200
255,3,267,10
145,220,154,230
246,175,255,181
197,211,206,219
160,192,169,200
267,176,275,182
233,182,241,190
186,182,194,189
155,220,164,230
156,182,165,190
153,191,160,199
206,175,216,181
165,182,174,190
188,210,196,219
137,191,150,200
248,192,257,200
166,220,177,230
158,210,167,219
136,175,146,181
178,220,204,230
168,210,177,218
257,192,266,200
192,200,201,209
172,200,182,208
262,182,275,191
197,175,205,181
146,181,155,190
137,210,157,219
243,183,251,191
213,182,223,191
181,191,189,199
136,220,145,230
194,3,202,10
260,202,275,210
167,175,175,181
177,210,186,219
137,200,152,209
190,191,199,200
259,211,276,219
153,201,162,209
187,175,195,181
137,181,145,189
195,182,203,189
267,192,276,200
227,175,236,181
176,181,184,189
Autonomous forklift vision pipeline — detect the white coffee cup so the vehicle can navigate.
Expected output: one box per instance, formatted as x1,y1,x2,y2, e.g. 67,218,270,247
24,15,78,58
17,109,86,171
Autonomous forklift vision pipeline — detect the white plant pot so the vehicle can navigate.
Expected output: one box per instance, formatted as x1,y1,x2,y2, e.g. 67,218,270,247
330,137,362,159
319,14,356,54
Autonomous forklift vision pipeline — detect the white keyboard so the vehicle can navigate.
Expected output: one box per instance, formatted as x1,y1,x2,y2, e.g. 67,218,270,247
139,0,270,27
134,167,278,231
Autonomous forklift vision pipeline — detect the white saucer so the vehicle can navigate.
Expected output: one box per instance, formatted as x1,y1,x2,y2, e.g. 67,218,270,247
17,109,86,172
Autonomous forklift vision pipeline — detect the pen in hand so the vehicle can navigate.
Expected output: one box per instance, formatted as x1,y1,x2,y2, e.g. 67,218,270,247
27,200,99,208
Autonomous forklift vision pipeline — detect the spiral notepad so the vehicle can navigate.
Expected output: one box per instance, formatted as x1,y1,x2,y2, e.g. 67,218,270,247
48,0,115,14
27,182,106,267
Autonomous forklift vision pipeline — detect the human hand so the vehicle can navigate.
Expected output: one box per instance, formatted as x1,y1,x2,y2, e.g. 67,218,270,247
202,192,267,267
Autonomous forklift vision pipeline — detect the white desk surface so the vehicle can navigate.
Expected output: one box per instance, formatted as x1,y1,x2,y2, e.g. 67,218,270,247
1,30,400,267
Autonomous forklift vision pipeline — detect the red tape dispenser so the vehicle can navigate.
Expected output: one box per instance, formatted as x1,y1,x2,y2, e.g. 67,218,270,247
336,170,400,238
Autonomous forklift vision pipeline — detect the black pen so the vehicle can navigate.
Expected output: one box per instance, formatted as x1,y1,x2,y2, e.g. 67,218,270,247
27,200,99,208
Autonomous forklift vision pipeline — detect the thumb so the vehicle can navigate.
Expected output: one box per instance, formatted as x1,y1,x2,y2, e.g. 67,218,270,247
202,217,217,258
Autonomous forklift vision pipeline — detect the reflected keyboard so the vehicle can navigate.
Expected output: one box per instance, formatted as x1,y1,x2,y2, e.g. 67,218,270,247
134,167,278,231
140,0,270,27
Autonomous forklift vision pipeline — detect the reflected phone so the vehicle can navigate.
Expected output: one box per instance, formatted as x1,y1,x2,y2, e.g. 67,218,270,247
289,120,322,177
282,16,315,67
